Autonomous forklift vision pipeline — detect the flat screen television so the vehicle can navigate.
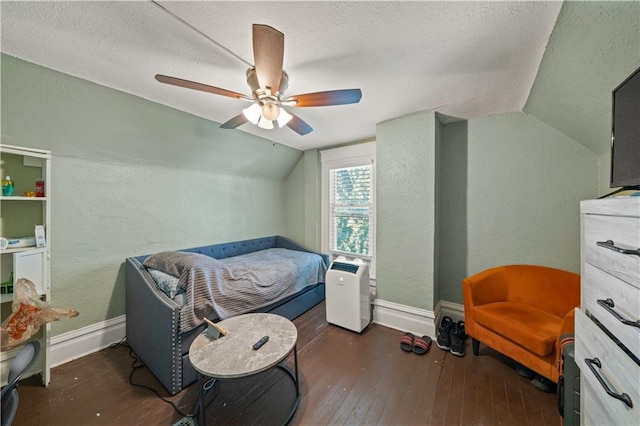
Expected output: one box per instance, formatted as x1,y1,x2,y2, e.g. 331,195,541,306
610,66,640,189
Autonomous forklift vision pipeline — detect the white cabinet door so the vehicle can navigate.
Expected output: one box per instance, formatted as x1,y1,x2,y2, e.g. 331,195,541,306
13,248,46,295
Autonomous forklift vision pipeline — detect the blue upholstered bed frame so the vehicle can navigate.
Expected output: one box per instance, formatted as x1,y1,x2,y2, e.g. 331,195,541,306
125,236,328,395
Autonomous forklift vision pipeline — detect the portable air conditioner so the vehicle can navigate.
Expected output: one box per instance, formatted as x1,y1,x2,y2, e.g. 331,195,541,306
325,257,370,333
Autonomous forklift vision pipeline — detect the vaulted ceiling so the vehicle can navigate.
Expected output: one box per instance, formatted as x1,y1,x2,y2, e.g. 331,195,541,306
1,1,638,153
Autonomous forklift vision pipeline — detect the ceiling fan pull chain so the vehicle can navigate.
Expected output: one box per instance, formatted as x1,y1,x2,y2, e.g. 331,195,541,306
149,0,252,68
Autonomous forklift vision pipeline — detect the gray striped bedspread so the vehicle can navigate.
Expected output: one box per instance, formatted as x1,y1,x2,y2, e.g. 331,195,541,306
143,248,326,332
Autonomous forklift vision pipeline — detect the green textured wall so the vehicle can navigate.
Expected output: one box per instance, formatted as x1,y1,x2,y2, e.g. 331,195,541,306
283,149,321,252
376,111,437,310
284,156,306,245
375,110,598,307
1,54,302,335
466,113,596,289
438,120,468,304
438,113,598,303
303,150,321,251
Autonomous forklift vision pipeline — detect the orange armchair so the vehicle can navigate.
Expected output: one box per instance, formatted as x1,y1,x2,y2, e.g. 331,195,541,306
462,265,580,383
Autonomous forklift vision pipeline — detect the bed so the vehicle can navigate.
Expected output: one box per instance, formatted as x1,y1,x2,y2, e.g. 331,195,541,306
125,236,328,395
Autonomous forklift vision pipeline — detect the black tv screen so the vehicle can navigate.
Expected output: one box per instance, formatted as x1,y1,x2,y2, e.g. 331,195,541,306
610,66,640,188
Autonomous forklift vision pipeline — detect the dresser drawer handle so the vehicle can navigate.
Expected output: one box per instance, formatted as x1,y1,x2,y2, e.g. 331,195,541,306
597,298,640,329
596,240,640,257
585,357,633,408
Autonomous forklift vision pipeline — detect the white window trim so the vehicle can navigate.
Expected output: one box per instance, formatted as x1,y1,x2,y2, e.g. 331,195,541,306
320,142,376,278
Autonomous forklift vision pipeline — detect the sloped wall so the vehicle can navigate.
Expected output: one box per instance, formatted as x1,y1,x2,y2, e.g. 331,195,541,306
524,0,639,192
1,54,302,334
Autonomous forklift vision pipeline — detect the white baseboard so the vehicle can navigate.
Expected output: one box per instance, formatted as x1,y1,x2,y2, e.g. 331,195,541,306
372,299,437,338
48,300,464,368
437,300,465,324
50,315,126,368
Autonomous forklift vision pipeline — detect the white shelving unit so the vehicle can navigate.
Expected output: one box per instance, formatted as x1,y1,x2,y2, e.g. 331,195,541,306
1,144,51,386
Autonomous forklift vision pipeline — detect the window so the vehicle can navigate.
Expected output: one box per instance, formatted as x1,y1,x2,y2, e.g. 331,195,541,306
330,165,373,256
321,142,375,277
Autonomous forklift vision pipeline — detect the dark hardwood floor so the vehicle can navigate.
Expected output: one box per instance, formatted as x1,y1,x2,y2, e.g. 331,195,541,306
14,302,558,425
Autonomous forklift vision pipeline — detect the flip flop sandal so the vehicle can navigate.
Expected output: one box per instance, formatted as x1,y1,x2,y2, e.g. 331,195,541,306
400,332,415,352
413,335,432,355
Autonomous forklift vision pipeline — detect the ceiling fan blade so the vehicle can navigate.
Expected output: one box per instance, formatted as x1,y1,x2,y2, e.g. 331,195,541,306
286,112,313,135
285,89,362,107
252,24,284,95
220,113,248,129
155,74,251,100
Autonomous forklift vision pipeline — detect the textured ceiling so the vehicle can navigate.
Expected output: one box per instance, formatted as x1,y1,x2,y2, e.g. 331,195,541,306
1,1,563,151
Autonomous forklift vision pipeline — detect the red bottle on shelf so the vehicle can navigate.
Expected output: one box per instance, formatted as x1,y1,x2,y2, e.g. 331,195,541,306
35,179,45,197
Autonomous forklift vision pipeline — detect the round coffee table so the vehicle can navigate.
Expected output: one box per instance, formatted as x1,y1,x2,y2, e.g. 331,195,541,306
189,313,299,425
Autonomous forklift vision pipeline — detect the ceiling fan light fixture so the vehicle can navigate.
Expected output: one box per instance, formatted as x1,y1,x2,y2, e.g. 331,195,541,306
242,103,262,125
257,116,274,129
277,108,292,127
261,102,280,121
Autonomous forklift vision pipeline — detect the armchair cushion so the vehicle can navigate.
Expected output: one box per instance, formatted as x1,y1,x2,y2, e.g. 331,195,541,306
473,302,563,356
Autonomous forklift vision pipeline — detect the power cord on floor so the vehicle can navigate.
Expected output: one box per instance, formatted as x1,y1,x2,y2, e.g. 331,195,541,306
108,336,128,349
110,337,218,418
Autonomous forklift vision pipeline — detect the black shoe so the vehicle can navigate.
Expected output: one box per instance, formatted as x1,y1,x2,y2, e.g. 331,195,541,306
450,321,466,357
436,316,453,350
531,375,557,393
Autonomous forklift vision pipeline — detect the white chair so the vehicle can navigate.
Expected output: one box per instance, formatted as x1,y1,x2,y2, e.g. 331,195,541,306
1,341,41,426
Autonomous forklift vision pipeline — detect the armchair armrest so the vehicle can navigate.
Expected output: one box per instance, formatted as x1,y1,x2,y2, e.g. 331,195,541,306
559,307,576,337
462,266,509,308
553,308,577,374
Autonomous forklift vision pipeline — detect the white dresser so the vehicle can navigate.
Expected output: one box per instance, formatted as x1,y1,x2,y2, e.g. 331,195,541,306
576,198,640,425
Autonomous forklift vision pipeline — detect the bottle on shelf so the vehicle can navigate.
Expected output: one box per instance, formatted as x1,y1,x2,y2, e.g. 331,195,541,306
35,179,45,197
2,175,15,196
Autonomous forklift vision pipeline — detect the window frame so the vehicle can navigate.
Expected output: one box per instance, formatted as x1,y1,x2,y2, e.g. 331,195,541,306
320,142,376,278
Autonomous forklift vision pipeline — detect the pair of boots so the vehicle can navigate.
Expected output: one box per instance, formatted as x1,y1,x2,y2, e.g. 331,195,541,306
436,316,466,356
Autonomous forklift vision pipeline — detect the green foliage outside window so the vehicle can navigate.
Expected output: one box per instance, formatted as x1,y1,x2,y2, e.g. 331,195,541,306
332,166,372,256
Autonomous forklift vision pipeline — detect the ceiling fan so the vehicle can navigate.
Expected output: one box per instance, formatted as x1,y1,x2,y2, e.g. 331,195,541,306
155,24,362,135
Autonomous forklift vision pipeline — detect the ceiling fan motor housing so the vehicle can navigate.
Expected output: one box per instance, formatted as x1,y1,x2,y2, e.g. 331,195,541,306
246,67,288,100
